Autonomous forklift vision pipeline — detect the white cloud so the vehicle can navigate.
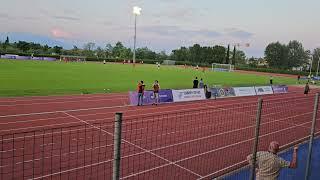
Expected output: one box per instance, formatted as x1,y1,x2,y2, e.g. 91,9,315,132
50,28,72,39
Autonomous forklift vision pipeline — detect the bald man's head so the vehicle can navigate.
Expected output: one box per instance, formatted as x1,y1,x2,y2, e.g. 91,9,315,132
268,141,280,154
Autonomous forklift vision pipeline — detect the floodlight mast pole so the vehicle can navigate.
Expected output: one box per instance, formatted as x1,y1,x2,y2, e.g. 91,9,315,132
309,56,313,76
133,14,137,64
316,54,320,77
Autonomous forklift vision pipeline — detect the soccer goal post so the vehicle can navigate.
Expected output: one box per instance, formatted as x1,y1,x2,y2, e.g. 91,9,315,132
212,63,234,72
162,60,176,65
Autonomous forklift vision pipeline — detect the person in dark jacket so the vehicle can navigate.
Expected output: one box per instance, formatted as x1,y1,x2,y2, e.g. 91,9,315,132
304,82,310,96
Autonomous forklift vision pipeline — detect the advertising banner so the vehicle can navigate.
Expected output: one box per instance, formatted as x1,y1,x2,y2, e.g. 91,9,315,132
172,88,206,102
129,89,173,105
255,86,274,95
272,85,288,94
0,55,56,61
233,87,257,97
16,56,31,60
210,88,235,98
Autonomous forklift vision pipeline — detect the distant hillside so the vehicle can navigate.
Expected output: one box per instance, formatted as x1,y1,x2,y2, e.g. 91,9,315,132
0,32,73,49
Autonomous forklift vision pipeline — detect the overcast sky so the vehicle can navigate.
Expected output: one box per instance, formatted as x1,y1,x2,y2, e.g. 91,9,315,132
0,0,319,57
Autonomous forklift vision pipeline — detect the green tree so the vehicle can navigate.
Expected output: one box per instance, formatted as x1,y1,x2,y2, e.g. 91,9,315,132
232,46,236,65
112,42,125,58
105,43,113,58
312,48,320,72
16,41,30,52
95,46,105,58
212,45,226,64
225,44,230,64
156,50,168,61
235,50,246,65
52,46,63,54
265,42,288,69
136,47,156,59
43,45,50,53
5,36,9,45
189,44,201,63
287,40,308,68
83,42,96,56
171,47,190,62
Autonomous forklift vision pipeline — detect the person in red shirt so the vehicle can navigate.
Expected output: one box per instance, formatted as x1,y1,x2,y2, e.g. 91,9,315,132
153,80,160,105
137,81,145,106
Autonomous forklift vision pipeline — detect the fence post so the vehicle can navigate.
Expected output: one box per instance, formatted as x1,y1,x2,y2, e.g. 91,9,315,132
304,93,319,180
250,98,263,180
113,113,123,180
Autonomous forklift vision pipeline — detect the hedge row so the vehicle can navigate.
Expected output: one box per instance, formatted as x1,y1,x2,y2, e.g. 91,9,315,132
235,66,311,76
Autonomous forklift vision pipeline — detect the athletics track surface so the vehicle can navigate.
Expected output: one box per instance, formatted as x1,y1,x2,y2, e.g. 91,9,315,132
0,86,319,180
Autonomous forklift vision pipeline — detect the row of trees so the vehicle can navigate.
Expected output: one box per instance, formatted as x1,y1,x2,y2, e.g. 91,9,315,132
2,36,320,71
0,37,169,61
0,37,63,55
170,44,246,65
265,40,320,70
0,36,246,65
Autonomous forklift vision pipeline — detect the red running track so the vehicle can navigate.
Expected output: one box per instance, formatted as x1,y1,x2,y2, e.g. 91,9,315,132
0,86,320,180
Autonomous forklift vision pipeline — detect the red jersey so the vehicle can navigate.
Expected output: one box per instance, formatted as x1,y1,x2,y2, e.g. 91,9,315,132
137,83,145,93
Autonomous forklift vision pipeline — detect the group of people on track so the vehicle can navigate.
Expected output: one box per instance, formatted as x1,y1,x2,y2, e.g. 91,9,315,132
137,80,160,106
137,77,210,106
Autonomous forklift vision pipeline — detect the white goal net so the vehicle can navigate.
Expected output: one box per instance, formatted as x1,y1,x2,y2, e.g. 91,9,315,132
162,60,176,65
212,63,234,72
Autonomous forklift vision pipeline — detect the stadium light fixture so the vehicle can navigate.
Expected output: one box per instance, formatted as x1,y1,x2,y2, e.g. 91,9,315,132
133,6,142,15
133,6,142,65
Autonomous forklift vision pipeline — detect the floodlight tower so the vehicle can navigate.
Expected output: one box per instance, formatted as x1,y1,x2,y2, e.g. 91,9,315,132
133,6,142,65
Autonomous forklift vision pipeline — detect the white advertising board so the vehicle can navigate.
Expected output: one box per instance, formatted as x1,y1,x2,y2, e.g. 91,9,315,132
172,89,206,102
255,86,274,95
233,87,257,97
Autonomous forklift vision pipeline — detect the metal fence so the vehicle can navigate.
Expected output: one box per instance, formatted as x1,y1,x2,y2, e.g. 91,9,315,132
0,94,319,180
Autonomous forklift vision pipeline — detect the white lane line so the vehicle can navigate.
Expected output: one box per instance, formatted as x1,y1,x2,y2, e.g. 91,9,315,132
0,92,308,118
3,110,317,179
121,121,312,179
64,112,203,178
0,93,127,103
0,101,314,142
0,98,129,107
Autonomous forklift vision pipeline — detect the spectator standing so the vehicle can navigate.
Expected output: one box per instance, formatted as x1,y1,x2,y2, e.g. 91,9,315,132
193,77,199,88
137,81,145,106
204,85,211,99
297,75,300,83
199,78,204,88
153,80,160,105
247,141,298,180
304,82,310,96
270,76,273,85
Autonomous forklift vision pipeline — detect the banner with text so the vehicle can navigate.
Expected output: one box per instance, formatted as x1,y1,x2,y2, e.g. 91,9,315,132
0,55,56,61
233,87,257,97
129,89,173,105
210,88,235,98
255,86,274,95
172,88,206,102
272,85,288,94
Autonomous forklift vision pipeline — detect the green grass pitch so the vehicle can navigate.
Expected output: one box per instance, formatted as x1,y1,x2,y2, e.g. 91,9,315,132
0,59,298,97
